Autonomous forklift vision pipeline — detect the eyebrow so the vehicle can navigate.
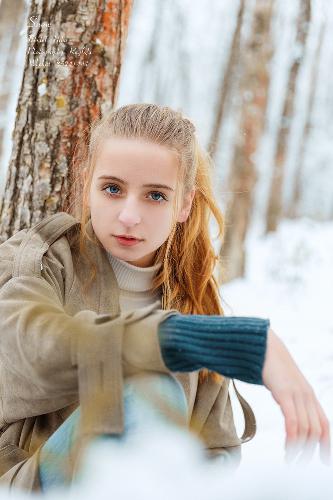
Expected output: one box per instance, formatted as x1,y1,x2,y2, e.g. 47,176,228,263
97,175,175,192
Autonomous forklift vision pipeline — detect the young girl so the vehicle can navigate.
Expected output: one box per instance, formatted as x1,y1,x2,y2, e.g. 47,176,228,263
0,104,330,493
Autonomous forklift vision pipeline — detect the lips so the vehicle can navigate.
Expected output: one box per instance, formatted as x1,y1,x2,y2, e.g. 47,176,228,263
114,235,142,241
113,235,143,247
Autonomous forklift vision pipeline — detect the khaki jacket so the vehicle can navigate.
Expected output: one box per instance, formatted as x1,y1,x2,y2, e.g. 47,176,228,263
0,212,256,492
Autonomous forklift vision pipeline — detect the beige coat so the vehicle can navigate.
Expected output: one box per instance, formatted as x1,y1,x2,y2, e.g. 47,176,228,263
0,212,256,492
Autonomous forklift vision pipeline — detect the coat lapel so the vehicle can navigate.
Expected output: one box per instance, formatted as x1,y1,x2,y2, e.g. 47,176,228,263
80,218,121,316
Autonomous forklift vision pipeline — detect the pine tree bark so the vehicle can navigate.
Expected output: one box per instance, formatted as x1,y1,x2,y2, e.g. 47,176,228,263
221,0,274,282
265,0,311,233
0,0,133,242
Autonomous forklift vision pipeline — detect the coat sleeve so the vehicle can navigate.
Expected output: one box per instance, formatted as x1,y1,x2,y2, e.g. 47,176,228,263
0,261,178,426
198,380,243,468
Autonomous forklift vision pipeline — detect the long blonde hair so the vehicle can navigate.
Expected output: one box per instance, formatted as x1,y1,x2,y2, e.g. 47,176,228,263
72,103,225,385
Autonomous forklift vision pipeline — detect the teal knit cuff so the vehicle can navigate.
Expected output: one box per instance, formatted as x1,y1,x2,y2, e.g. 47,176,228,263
158,315,269,385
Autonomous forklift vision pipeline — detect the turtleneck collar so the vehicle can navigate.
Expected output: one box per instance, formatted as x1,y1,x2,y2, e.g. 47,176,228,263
107,252,162,292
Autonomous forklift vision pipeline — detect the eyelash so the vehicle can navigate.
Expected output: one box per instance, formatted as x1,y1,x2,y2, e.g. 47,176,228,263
103,184,168,203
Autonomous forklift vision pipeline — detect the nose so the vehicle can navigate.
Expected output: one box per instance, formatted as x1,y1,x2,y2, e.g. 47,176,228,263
118,197,142,227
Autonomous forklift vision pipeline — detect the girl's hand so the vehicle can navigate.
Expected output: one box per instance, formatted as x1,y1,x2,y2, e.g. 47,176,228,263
262,328,331,465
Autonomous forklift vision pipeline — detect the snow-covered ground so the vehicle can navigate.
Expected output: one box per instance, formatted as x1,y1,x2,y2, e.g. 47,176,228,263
225,217,333,469
1,218,332,499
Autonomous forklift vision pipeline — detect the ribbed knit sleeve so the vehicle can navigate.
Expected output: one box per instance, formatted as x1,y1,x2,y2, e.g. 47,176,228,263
157,315,270,385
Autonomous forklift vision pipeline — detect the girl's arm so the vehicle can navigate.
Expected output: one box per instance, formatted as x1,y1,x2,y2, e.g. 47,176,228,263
158,314,268,384
263,328,331,465
158,315,331,465
0,271,177,426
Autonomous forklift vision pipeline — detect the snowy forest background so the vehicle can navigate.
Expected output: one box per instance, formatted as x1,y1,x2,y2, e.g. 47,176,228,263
0,0,333,498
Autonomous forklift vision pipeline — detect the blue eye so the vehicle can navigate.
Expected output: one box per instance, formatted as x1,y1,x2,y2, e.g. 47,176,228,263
106,185,119,194
150,192,166,202
103,184,167,203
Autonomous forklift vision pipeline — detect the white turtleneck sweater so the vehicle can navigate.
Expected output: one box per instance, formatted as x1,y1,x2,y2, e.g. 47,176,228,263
107,252,162,312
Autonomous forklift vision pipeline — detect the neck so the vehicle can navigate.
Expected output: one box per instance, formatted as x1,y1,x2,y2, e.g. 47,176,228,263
107,252,162,292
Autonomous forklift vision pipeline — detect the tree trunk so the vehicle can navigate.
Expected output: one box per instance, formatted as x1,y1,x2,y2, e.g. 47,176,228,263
208,0,245,159
0,0,133,242
287,15,324,219
265,0,311,233
221,0,274,282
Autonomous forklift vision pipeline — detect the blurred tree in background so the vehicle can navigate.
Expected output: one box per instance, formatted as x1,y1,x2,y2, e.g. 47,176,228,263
212,0,274,281
0,0,27,184
265,0,311,234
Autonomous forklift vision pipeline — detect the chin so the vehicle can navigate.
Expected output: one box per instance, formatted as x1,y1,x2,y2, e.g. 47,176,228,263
112,247,142,259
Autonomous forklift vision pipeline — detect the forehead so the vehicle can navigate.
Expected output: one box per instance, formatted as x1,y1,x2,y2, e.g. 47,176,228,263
95,137,179,181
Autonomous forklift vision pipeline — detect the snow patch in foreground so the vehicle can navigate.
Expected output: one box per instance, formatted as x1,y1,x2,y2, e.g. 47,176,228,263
1,420,332,500
76,424,333,500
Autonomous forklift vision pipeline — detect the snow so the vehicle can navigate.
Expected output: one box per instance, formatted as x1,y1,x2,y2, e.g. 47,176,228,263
0,218,332,499
223,217,333,468
37,83,47,96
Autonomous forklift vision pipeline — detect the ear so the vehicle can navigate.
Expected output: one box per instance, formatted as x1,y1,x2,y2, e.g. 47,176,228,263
177,188,196,223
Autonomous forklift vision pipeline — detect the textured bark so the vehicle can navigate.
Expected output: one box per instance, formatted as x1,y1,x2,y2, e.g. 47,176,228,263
0,0,133,242
265,0,311,233
208,0,245,158
221,0,274,282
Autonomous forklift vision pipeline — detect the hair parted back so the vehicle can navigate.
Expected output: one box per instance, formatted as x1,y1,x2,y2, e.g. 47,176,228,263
72,103,226,385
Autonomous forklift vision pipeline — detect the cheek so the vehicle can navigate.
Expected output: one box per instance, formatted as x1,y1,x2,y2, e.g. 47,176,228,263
89,191,111,212
88,189,98,211
150,207,174,234
90,187,101,204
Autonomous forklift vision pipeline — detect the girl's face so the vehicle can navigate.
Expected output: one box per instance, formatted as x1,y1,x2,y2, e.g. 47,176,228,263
88,137,195,267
